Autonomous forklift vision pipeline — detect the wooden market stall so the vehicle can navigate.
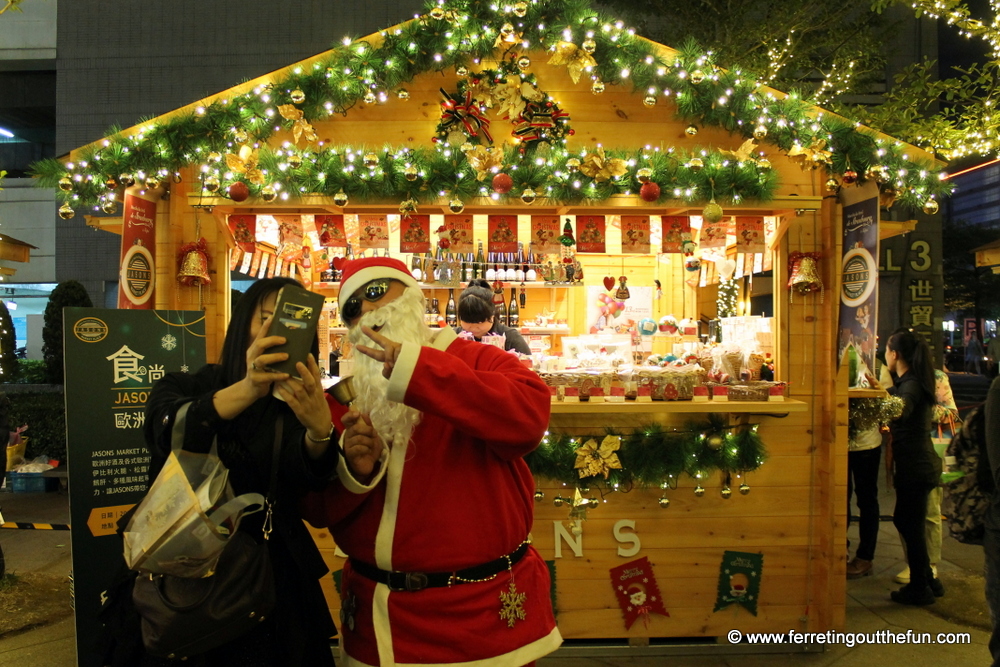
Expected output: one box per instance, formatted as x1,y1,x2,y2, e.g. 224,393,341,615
48,0,950,648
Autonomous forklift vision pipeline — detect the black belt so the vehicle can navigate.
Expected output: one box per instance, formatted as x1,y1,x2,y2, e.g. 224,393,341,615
349,541,530,592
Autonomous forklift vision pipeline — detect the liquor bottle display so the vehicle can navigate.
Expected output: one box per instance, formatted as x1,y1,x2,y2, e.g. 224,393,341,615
494,286,507,326
475,241,486,280
508,287,519,327
446,289,457,326
410,253,424,282
320,254,337,283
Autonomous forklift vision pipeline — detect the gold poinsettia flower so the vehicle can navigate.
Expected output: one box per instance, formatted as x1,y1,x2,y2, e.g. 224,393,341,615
277,104,319,145
466,146,505,181
720,138,760,163
574,435,623,479
787,139,832,168
464,78,494,108
225,145,265,185
548,41,598,84
579,147,627,182
494,75,530,120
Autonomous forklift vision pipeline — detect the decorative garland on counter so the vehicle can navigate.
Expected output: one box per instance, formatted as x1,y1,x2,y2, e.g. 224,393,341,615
847,395,904,445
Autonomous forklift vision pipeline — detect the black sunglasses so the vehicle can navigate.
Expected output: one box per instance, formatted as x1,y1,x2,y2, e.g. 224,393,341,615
342,279,393,322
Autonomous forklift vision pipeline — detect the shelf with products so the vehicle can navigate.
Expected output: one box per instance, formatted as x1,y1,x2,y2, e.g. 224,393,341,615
312,281,583,293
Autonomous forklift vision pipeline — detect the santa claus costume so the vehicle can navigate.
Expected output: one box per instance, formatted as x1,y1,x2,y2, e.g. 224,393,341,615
303,257,561,667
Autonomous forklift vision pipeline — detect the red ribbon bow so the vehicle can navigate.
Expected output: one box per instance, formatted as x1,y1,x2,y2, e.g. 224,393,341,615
439,89,493,144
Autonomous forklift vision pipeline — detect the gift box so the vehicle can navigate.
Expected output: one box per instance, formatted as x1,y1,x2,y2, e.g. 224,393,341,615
768,384,786,401
712,385,729,402
693,385,709,402
608,386,626,403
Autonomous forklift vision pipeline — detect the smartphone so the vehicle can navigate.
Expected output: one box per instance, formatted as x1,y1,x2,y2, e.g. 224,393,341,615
265,285,324,380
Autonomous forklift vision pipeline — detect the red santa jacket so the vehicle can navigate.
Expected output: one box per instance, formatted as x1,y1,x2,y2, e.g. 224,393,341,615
303,328,561,667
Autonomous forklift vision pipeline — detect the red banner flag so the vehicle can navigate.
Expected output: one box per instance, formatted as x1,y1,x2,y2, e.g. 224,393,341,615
117,192,157,309
609,557,669,630
661,216,691,253
399,215,432,253
443,215,474,254
229,214,256,253
621,215,650,254
358,214,390,250
487,214,518,253
576,215,606,253
315,214,347,248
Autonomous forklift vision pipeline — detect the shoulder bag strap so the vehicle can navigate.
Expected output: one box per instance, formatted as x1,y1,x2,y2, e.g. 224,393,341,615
262,415,282,541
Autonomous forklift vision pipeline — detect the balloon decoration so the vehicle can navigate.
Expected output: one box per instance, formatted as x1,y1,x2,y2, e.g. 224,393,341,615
597,292,626,319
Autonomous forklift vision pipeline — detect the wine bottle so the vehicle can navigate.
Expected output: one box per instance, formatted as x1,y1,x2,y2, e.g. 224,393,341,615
346,242,355,261
508,287,519,327
431,297,441,327
494,286,507,326
464,252,475,283
525,251,537,282
497,252,509,282
446,289,457,326
424,298,433,326
515,244,525,282
410,253,424,282
485,252,497,281
475,240,486,280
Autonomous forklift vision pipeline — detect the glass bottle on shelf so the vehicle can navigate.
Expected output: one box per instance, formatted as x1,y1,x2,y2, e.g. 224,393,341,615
446,289,457,327
507,287,519,327
424,298,433,326
345,242,355,262
485,252,497,282
464,252,475,283
320,253,336,283
497,253,508,282
410,253,424,282
431,298,441,328
515,245,525,283
525,250,537,282
475,241,486,280
494,285,506,327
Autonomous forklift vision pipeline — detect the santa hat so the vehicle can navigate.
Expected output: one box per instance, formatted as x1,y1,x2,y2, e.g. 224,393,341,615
338,256,420,310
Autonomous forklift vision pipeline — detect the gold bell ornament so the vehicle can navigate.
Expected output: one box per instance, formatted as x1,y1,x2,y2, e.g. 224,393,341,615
787,251,823,302
177,238,211,287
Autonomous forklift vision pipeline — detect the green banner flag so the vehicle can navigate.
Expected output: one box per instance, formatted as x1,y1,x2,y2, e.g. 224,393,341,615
713,550,764,616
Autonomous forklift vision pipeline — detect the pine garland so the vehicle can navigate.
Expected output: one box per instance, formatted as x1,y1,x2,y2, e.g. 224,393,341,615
848,395,904,444
525,415,767,492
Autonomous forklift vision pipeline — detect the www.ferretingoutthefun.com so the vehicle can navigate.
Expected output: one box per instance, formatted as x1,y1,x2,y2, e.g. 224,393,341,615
728,629,973,647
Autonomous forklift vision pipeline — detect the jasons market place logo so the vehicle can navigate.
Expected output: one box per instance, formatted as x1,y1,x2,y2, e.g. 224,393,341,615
73,317,108,343
121,241,153,306
841,246,876,308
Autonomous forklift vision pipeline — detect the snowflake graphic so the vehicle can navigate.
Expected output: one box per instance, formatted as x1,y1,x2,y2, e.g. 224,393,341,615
499,582,527,628
180,364,189,373
161,334,178,351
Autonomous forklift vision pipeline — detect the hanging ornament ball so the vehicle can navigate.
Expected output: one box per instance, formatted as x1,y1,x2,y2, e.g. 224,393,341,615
207,151,222,163
363,152,379,169
404,165,419,182
460,141,475,153
363,90,377,105
739,482,751,495
553,496,564,507
694,485,706,497
707,434,724,450
643,94,657,107
721,487,732,499
591,79,605,95
101,199,118,215
690,70,706,84
334,190,349,207
688,157,705,172
448,198,465,214
658,497,671,508
923,199,939,215
582,38,597,54
566,158,581,173
753,124,768,140
397,88,410,101
456,65,469,77
757,157,772,170
533,490,544,501
492,172,514,194
145,176,160,190
639,181,661,202
513,1,528,17
203,175,220,193
261,184,278,202
228,181,250,202
702,200,724,223
287,153,303,169
430,6,446,20
685,124,699,137
517,55,531,71
119,173,135,186
842,169,858,185
636,167,653,183
58,202,75,219
233,129,249,144
289,89,306,104
105,178,118,191
521,188,537,204
500,22,516,39
825,178,840,193
58,176,73,192
172,172,183,184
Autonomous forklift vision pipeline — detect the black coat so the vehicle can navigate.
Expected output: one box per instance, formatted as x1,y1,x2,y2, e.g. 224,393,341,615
887,370,941,488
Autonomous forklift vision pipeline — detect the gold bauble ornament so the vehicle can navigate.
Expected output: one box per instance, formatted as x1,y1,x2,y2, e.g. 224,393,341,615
289,89,306,104
404,165,419,181
101,199,118,215
456,65,469,77
517,55,531,71
513,1,528,17
363,152,379,169
203,175,220,193
739,482,751,495
520,188,537,204
429,6,446,20
636,167,653,183
566,158,581,173
58,176,73,192
58,202,75,219
500,22,516,39
172,172,183,184
460,142,474,153
591,79,605,95
261,185,278,202
397,88,410,100
690,70,706,84
119,173,135,186
145,176,160,190
702,199,723,223
533,490,544,501
753,124,768,140
553,496,564,507
105,178,117,191
449,198,465,213
685,124,699,137
287,153,303,169
688,157,704,172
207,151,222,163
707,435,724,450
825,178,840,193
334,190,349,207
363,90,377,105
658,497,671,508
922,199,939,215
694,485,706,497
721,487,732,499
757,158,771,170
233,129,249,144
643,94,657,107
582,38,596,54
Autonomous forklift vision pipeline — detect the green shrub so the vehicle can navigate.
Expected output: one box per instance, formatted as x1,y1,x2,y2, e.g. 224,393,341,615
0,302,16,383
43,280,93,384
14,360,46,384
9,392,66,462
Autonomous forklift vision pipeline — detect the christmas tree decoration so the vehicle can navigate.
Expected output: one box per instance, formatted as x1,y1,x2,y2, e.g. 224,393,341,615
203,175,220,193
118,173,135,186
460,142,475,153
923,199,939,215
499,22,516,41
825,177,840,193
105,178,117,191
582,38,597,54
753,124,768,140
456,65,470,77
702,199,724,223
287,153,303,169
333,190,349,207
690,70,706,84
533,490,544,502
740,482,751,495
363,90,378,105
574,435,623,479
492,172,514,194
227,146,265,184
58,176,73,192
177,238,211,287
787,251,824,300
437,88,493,147
399,197,419,217
639,181,661,202
363,152,380,169
580,146,627,182
591,79,605,94
172,172,183,183
636,167,652,183
658,496,670,508
233,129,249,144
429,5,446,20
694,485,706,497
516,55,531,71
404,165,419,181
558,219,575,246
565,157,581,173
101,198,118,215
685,124,699,137
548,41,598,84
687,157,704,172
396,88,410,101
207,151,223,163
721,486,732,499
261,184,278,202
512,1,528,17
757,157,772,170
842,169,858,185
144,176,160,191
289,89,306,104
643,94,657,107
714,551,763,616
448,198,465,214
467,145,505,181
228,181,250,202
58,202,75,219
609,557,670,630
520,188,537,204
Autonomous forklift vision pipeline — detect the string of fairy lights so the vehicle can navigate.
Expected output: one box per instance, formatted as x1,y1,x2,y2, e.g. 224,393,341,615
32,0,954,217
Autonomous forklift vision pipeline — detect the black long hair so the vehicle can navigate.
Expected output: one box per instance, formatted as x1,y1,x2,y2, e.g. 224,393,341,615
887,328,935,400
218,277,318,387
458,282,496,323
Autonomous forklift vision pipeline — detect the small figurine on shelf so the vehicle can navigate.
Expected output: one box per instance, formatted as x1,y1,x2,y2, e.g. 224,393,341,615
760,353,775,381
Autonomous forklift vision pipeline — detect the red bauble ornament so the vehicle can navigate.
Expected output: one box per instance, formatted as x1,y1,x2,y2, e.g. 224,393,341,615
492,172,514,194
639,181,661,202
842,170,858,185
228,181,250,202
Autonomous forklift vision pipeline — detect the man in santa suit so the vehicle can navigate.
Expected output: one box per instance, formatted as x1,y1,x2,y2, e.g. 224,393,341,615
303,256,561,667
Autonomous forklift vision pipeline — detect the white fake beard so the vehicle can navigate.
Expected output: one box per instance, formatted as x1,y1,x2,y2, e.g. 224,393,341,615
346,287,431,447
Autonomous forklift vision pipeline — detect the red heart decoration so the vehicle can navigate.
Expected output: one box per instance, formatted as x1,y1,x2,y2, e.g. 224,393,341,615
603,276,615,291
332,256,345,270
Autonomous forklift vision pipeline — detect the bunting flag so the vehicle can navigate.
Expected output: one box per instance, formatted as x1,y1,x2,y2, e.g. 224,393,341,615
713,551,763,616
229,247,243,272
661,216,692,254
315,214,347,248
229,214,257,253
274,215,304,262
399,215,432,253
443,215,474,253
621,216,650,254
735,216,765,253
609,557,669,630
530,215,561,253
576,215,606,253
487,214,519,253
358,214,390,250
700,216,729,249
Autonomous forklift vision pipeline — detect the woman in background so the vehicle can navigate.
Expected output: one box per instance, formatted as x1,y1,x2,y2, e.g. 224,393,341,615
456,280,531,355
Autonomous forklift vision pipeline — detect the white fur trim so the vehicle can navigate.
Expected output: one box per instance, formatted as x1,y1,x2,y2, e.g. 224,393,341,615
372,584,396,666
339,266,420,310
373,435,407,570
385,328,457,403
340,626,563,667
335,431,389,493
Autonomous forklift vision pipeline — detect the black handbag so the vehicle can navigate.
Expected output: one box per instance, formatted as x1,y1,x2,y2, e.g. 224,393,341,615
132,416,283,660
